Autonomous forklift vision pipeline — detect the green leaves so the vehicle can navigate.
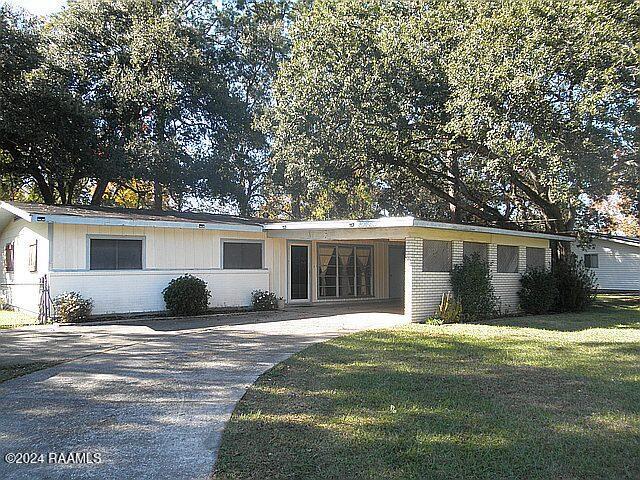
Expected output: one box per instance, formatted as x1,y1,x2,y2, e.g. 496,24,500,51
270,0,639,229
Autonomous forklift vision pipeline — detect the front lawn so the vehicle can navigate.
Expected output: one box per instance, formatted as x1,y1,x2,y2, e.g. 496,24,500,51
213,296,640,479
0,310,39,329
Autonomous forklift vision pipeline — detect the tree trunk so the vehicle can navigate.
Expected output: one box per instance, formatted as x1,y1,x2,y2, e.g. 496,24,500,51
153,179,162,210
91,179,110,205
31,171,56,204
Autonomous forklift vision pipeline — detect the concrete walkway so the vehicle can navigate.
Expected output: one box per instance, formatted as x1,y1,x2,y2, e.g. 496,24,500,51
0,304,406,479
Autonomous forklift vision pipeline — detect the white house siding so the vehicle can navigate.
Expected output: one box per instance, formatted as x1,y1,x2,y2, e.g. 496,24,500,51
49,223,279,314
0,219,49,314
572,239,640,292
49,269,269,315
405,232,551,322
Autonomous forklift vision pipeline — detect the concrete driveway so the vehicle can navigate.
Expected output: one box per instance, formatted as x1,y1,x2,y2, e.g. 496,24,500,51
0,303,406,479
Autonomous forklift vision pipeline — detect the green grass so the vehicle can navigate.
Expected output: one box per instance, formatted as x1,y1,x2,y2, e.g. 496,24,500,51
213,296,640,480
0,310,39,329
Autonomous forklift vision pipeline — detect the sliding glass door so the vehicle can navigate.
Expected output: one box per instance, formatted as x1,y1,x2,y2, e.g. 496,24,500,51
318,244,373,299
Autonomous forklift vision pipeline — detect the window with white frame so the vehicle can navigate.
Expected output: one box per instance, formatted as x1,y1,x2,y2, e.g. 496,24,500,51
318,244,373,298
584,253,599,269
222,241,263,269
526,247,546,270
422,240,452,272
90,238,143,270
463,241,488,263
497,245,519,273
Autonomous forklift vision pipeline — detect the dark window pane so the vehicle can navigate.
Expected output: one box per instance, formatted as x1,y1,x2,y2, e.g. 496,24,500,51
463,242,488,263
117,240,143,269
526,247,546,270
356,247,373,296
90,239,118,270
90,239,142,270
4,242,14,272
318,246,337,298
423,240,452,272
497,245,519,273
223,242,262,269
290,245,309,300
584,254,599,269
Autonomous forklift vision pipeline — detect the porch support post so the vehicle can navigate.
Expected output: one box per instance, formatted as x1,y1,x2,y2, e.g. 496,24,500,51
404,238,421,322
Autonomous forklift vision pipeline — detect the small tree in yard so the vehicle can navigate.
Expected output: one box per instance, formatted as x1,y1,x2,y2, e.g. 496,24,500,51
450,254,498,322
162,275,211,316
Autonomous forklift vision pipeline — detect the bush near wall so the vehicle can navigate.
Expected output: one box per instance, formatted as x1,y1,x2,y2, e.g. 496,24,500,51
163,274,211,316
552,255,597,312
519,268,558,315
450,254,498,321
251,290,279,311
518,256,596,315
53,292,94,323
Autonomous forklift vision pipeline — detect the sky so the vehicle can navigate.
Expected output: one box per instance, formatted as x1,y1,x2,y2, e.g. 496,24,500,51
2,0,66,16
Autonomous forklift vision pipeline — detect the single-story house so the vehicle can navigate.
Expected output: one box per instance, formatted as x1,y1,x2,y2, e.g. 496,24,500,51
571,233,640,292
0,201,572,321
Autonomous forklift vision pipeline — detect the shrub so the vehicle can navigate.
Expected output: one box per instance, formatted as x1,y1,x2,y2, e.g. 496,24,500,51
53,292,93,323
429,291,463,324
251,290,279,311
552,255,597,312
519,268,558,315
162,274,211,316
450,253,498,321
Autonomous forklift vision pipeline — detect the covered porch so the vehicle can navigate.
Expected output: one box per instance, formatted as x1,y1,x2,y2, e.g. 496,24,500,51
265,221,409,315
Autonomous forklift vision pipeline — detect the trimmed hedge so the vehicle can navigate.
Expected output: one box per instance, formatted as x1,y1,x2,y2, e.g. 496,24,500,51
162,274,211,316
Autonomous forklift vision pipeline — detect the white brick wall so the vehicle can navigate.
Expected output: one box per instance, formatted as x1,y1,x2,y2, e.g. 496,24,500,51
405,238,463,322
405,238,550,322
49,269,270,315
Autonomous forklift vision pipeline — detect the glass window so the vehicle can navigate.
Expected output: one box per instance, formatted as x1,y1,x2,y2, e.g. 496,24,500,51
223,242,263,269
422,240,452,272
90,239,142,270
526,247,546,270
463,242,488,263
338,246,355,297
318,244,373,298
584,253,599,269
356,247,373,297
4,242,14,272
497,245,519,273
318,246,337,298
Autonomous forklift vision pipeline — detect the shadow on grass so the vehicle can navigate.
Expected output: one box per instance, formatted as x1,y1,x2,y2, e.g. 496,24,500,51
483,295,640,332
213,331,640,480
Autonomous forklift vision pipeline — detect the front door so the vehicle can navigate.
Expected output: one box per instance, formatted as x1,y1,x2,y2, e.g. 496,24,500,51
388,244,405,299
290,244,309,301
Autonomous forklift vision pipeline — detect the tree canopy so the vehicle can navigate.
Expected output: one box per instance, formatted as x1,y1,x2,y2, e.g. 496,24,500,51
0,0,637,234
270,0,639,231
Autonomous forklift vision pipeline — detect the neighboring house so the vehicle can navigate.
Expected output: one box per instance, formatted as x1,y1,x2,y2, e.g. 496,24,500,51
0,201,571,321
571,234,640,292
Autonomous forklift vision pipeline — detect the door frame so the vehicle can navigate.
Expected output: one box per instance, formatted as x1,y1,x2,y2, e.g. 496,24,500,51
287,241,312,304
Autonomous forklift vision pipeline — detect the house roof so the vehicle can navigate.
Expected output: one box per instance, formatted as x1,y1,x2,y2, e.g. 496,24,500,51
588,232,640,248
0,201,574,241
0,201,269,232
264,217,574,241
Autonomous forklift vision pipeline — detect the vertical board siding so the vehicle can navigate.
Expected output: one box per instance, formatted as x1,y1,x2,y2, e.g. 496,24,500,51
52,224,265,271
571,239,640,291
